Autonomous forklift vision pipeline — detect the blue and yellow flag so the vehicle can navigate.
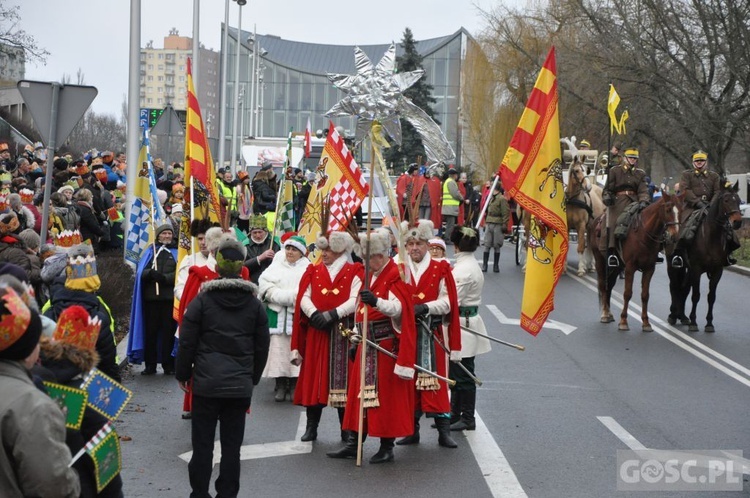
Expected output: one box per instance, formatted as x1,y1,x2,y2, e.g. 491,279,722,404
125,128,165,265
499,47,568,336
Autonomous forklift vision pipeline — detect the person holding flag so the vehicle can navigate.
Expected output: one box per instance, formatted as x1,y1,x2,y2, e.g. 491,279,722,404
242,214,279,285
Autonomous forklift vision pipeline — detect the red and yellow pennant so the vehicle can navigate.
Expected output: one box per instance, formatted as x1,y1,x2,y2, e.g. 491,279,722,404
499,47,568,336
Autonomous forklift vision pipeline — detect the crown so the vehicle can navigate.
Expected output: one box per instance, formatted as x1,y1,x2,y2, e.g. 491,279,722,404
0,172,11,183
53,305,102,351
93,168,108,183
0,287,31,350
0,196,8,213
19,189,34,204
54,230,83,249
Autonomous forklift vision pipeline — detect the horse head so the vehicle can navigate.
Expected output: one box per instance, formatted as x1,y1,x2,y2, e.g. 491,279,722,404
659,192,681,243
714,180,743,230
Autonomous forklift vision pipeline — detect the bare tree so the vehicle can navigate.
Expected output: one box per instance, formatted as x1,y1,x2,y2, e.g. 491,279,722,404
65,110,126,157
0,1,48,63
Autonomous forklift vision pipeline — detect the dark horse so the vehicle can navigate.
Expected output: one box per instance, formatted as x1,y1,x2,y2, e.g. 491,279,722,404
588,193,680,331
668,182,742,332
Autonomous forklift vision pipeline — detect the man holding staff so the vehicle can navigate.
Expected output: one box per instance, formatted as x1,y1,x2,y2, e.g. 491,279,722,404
327,229,416,463
396,219,462,449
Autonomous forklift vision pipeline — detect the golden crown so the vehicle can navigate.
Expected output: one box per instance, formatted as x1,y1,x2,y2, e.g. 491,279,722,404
54,230,83,248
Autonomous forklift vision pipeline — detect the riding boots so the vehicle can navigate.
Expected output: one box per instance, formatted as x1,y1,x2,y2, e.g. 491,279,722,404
493,251,500,272
435,417,458,448
450,390,477,431
301,406,323,441
396,413,421,445
369,438,395,464
482,252,489,272
326,432,363,459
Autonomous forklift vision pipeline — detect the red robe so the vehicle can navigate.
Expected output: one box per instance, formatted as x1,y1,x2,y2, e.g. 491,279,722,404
408,257,461,414
427,176,443,228
395,173,412,219
291,261,363,407
342,260,416,437
179,264,250,411
457,181,467,225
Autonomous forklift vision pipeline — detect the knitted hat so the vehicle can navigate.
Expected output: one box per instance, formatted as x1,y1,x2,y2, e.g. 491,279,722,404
171,203,183,214
358,231,390,257
401,219,434,243
284,235,307,255
53,157,70,171
65,243,100,292
0,212,20,235
53,305,101,352
261,161,273,171
171,183,185,194
0,286,42,361
157,189,168,205
57,185,75,195
215,237,247,277
155,223,173,238
249,214,268,231
17,229,40,251
428,238,446,252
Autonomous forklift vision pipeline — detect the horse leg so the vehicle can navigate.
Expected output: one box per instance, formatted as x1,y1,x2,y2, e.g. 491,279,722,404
640,268,654,332
704,268,722,333
618,265,633,331
688,272,701,332
576,224,586,277
595,250,614,323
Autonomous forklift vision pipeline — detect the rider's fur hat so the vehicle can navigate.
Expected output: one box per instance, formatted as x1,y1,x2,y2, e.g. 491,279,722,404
316,231,354,254
401,219,434,243
358,231,390,257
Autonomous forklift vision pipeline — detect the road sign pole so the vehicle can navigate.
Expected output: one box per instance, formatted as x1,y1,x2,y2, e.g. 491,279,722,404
39,83,61,243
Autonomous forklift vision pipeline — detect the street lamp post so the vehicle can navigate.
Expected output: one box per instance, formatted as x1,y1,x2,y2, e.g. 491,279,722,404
217,0,230,171
238,87,245,164
229,0,244,175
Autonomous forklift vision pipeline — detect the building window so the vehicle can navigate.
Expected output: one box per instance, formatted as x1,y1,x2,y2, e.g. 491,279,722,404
148,64,154,70
147,98,153,104
158,87,163,93
158,76,164,81
158,65,164,71
147,75,153,81
148,53,153,59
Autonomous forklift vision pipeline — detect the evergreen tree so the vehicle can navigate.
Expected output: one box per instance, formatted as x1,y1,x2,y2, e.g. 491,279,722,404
384,28,439,173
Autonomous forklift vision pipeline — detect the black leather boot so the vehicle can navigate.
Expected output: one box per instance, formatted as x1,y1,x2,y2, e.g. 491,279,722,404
493,251,500,273
396,413,421,445
450,390,476,431
337,407,348,441
435,417,458,447
369,438,395,464
326,432,358,459
301,406,322,442
482,252,489,272
274,378,287,402
449,390,461,425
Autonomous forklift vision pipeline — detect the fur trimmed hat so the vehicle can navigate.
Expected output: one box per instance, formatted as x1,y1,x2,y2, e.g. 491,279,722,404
428,238,446,252
190,219,214,237
316,231,355,254
401,219,434,243
205,227,227,253
215,237,247,277
358,231,391,257
284,235,307,255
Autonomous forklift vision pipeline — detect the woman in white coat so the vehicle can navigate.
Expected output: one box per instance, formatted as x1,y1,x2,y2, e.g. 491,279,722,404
258,235,310,401
448,225,491,430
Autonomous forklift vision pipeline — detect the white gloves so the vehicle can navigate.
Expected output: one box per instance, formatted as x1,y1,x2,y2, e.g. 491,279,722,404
449,351,462,363
290,349,302,366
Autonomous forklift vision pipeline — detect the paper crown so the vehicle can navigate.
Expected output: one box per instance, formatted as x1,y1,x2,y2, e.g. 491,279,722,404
18,189,34,204
65,244,100,292
0,286,32,353
53,305,101,351
0,196,8,213
93,168,108,183
249,214,267,231
0,212,19,234
54,230,83,249
0,172,11,184
75,163,90,176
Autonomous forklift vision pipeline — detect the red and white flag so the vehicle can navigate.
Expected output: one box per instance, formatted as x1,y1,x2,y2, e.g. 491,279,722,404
304,117,312,158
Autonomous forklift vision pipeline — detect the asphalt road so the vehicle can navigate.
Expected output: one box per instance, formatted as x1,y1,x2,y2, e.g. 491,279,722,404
117,242,750,497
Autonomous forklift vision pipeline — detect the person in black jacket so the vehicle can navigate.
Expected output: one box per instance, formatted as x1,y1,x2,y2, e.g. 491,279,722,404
43,243,120,382
251,163,277,215
176,237,269,498
74,189,104,250
243,214,279,285
139,224,178,375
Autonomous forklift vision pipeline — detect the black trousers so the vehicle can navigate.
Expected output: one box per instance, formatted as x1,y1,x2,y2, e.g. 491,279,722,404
143,300,176,370
189,395,251,498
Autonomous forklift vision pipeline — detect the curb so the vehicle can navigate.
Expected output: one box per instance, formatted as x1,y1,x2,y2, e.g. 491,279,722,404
726,264,750,277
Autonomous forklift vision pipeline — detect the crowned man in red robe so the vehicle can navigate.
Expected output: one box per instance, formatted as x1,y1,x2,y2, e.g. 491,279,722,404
327,230,416,464
396,219,462,449
291,230,363,442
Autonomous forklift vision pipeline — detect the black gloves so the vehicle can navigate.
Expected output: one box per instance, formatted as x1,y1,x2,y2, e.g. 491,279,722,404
602,191,615,207
414,304,429,317
309,309,339,329
696,200,708,209
639,201,649,210
360,290,378,307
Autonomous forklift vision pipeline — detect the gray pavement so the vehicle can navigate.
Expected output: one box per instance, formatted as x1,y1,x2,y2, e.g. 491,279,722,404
117,242,750,497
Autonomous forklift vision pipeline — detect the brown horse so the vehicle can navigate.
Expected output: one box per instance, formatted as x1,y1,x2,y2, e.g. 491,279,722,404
670,182,742,332
588,193,680,331
565,157,604,276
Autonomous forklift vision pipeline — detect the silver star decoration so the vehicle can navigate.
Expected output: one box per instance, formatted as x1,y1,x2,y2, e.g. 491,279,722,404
326,44,455,164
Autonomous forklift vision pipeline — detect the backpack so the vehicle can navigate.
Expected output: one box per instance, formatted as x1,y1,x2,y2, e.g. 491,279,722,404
60,206,80,230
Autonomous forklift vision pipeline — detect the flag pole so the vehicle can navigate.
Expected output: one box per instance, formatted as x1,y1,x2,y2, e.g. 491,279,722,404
269,128,293,249
356,124,378,467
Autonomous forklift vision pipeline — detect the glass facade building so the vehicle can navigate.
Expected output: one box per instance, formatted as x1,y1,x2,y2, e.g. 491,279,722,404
221,26,472,168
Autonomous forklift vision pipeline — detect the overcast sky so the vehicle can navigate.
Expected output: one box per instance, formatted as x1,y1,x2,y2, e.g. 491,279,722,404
17,0,508,116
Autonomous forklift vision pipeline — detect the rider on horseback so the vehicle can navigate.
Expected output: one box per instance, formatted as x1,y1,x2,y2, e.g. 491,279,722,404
601,148,650,267
671,150,725,268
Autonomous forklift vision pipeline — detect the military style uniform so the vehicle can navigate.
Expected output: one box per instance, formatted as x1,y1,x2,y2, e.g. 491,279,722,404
679,167,720,227
601,160,649,250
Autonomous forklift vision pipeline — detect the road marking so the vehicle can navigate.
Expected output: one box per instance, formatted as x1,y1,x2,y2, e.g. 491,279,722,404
178,412,312,465
465,413,527,498
598,416,750,475
486,305,577,335
568,273,750,388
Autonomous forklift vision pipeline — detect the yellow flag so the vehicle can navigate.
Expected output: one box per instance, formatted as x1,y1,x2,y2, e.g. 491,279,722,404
498,47,568,336
608,84,621,135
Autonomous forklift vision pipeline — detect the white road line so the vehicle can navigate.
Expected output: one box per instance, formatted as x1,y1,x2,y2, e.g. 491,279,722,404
465,413,527,498
575,270,750,379
597,416,646,450
568,273,750,388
